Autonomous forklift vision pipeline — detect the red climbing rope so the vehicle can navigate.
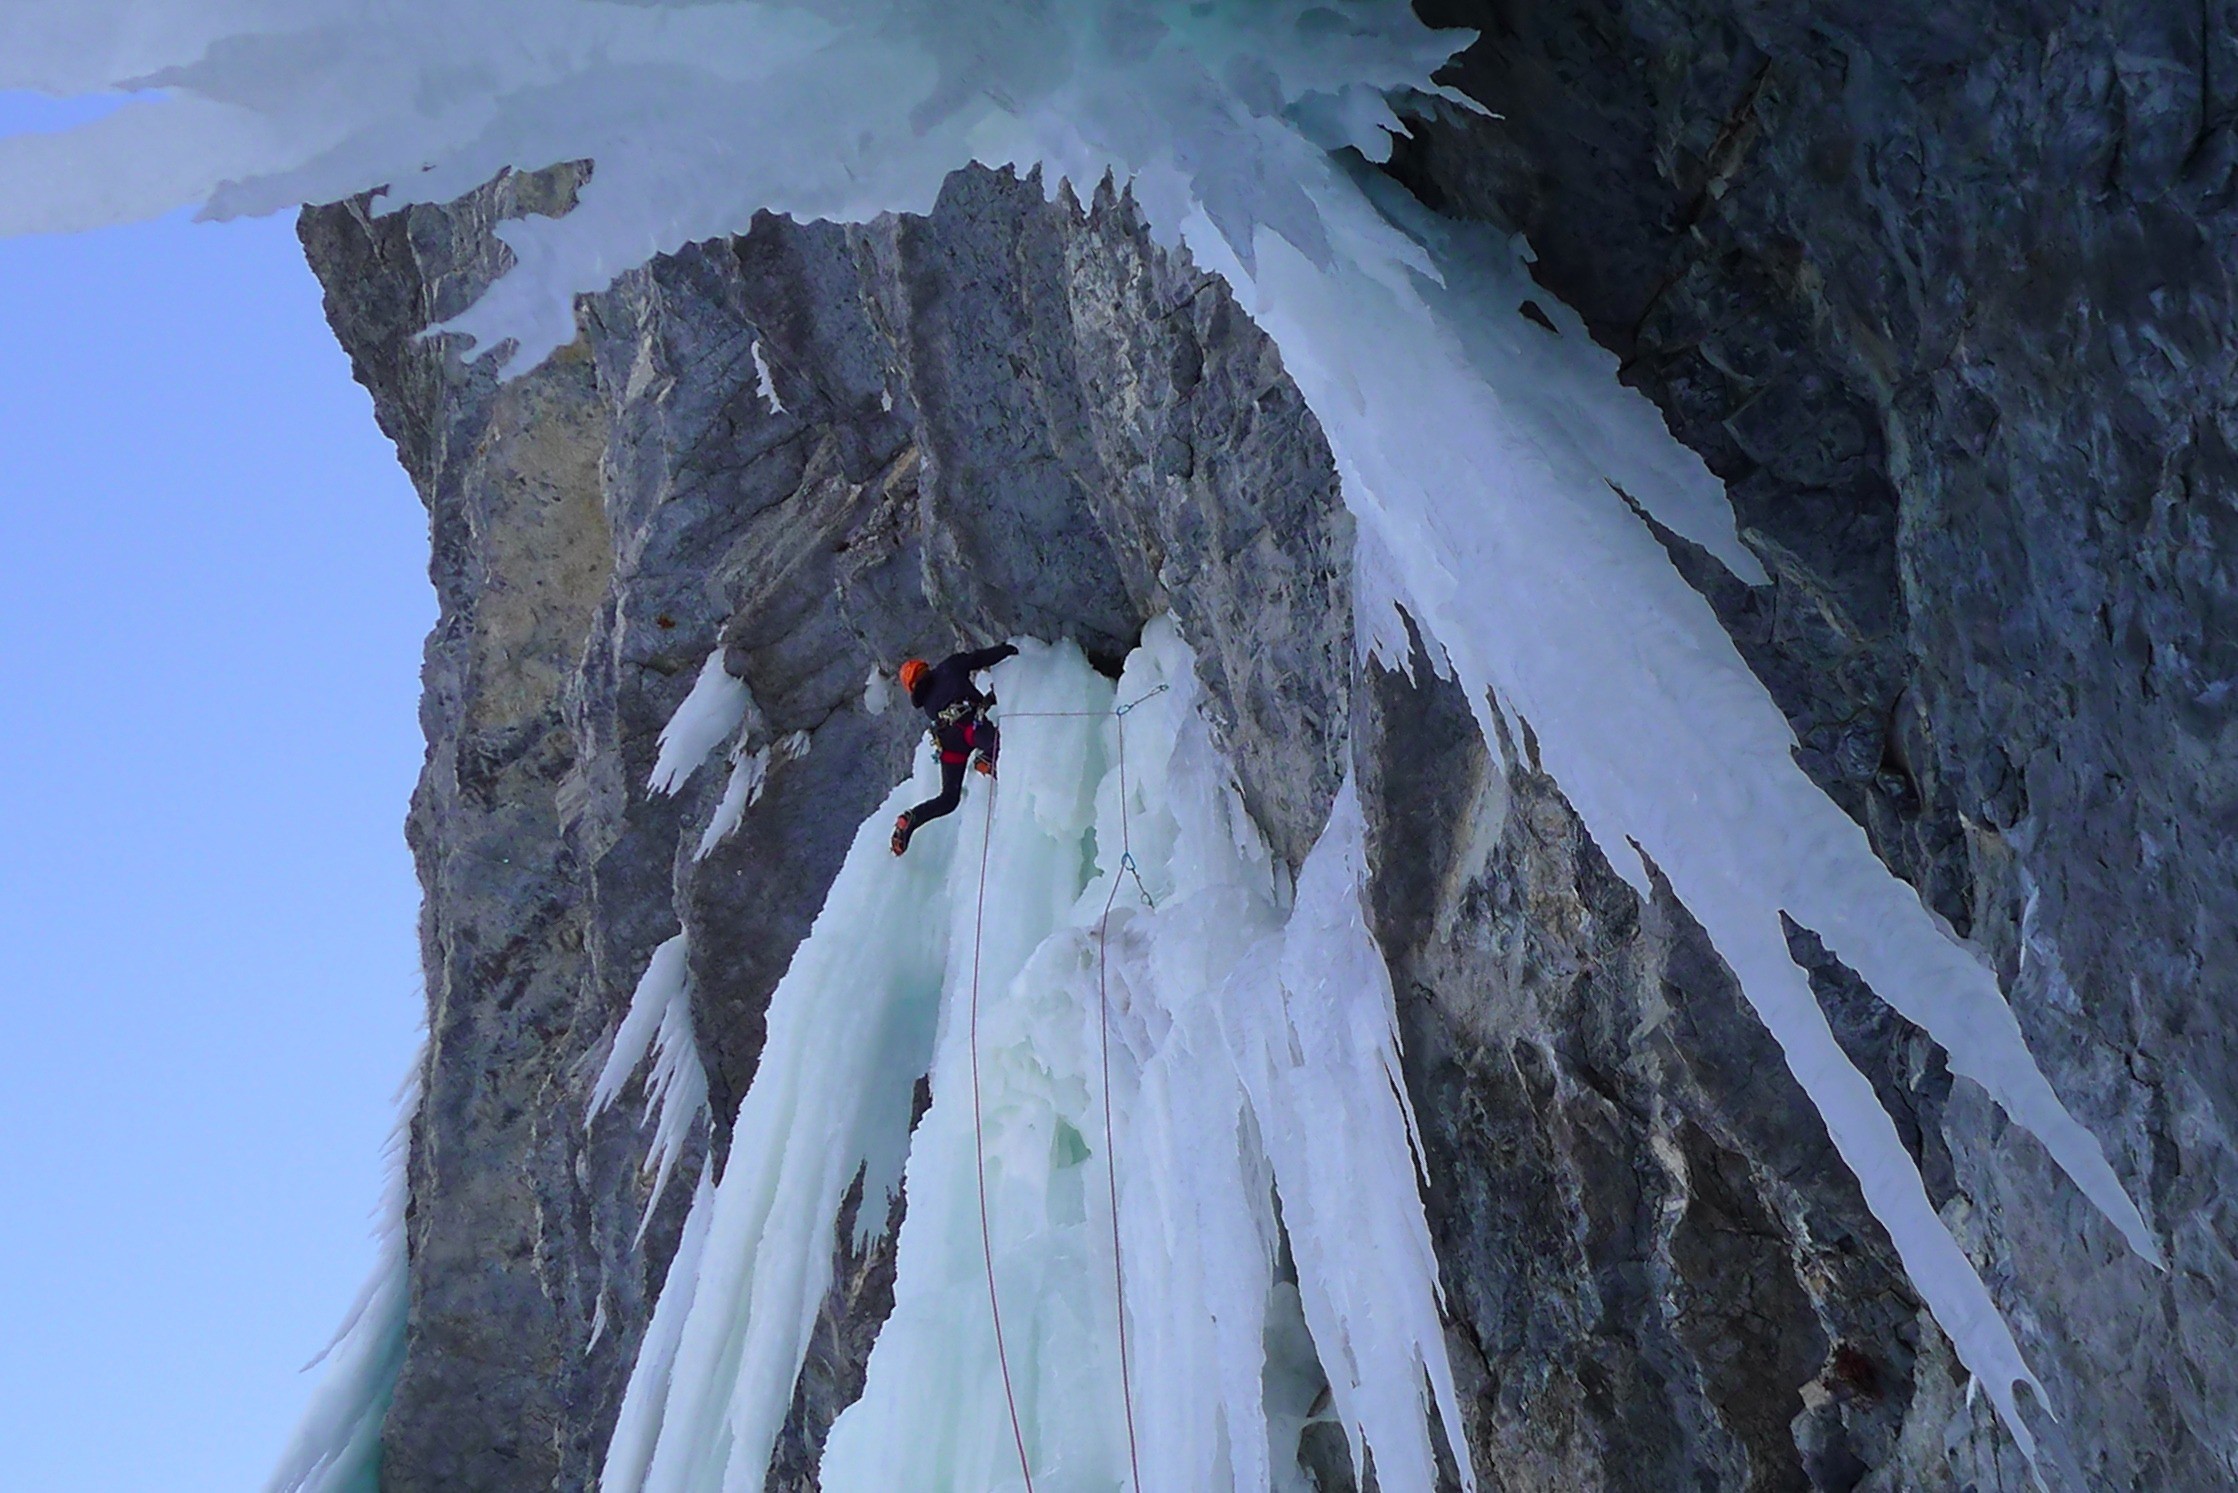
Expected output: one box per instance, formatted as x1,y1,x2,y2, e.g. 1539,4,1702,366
966,686,1164,1493
969,780,1036,1493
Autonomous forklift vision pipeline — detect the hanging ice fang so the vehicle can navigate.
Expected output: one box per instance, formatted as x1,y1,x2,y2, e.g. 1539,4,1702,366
649,649,753,797
590,934,712,1234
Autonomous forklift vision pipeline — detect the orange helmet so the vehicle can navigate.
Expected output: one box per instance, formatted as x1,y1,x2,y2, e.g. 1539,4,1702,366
897,657,930,696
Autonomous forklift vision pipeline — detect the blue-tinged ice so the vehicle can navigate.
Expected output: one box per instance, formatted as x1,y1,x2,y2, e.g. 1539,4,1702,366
1156,146,2158,1461
591,934,713,1233
0,2,1475,368
607,626,1468,1493
650,650,754,797
696,731,812,862
264,1042,419,1493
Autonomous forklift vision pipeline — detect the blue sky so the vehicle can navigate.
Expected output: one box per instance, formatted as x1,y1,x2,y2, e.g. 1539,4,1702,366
0,94,429,1492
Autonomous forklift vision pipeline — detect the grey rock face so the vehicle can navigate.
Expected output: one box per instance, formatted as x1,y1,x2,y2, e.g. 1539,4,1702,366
1360,633,1980,1492
1388,1,2238,1487
300,7,2235,1484
302,163,1350,1492
303,166,661,1492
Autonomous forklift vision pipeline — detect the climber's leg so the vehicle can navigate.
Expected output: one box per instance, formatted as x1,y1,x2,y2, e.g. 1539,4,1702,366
893,748,969,855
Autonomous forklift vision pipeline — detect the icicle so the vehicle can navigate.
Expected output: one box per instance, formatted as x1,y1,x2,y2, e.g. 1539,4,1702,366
602,1163,719,1493
0,4,1478,368
590,935,711,1232
1243,781,1474,1492
264,1040,421,1493
587,1293,610,1356
695,730,809,861
648,650,751,797
603,724,967,1493
695,749,769,861
1155,152,2151,1463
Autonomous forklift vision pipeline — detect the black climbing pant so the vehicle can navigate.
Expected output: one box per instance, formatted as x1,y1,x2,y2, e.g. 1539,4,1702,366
900,716,998,835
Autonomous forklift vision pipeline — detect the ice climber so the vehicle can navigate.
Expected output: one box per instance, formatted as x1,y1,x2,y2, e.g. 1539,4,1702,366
890,642,1018,856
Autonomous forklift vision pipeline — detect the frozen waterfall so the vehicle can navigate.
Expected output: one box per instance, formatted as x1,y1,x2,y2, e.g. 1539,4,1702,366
4,0,2163,1478
601,624,1468,1493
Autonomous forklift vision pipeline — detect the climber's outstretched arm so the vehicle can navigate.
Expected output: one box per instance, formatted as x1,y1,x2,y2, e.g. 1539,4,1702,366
953,642,1019,674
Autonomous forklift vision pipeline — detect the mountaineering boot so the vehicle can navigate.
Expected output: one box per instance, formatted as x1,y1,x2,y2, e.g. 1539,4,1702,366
891,813,914,857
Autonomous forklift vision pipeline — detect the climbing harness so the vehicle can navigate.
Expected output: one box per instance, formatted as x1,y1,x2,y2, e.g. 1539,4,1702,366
933,695,983,731
963,684,1167,1493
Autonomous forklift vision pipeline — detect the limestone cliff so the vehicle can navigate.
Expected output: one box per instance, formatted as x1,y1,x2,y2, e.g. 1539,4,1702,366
304,164,1353,1491
299,3,2236,1487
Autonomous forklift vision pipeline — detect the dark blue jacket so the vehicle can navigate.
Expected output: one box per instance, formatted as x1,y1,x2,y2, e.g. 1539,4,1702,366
910,644,1017,721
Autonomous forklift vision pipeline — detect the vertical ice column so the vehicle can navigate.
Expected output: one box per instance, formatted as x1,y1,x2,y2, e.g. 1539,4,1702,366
608,625,1471,1493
